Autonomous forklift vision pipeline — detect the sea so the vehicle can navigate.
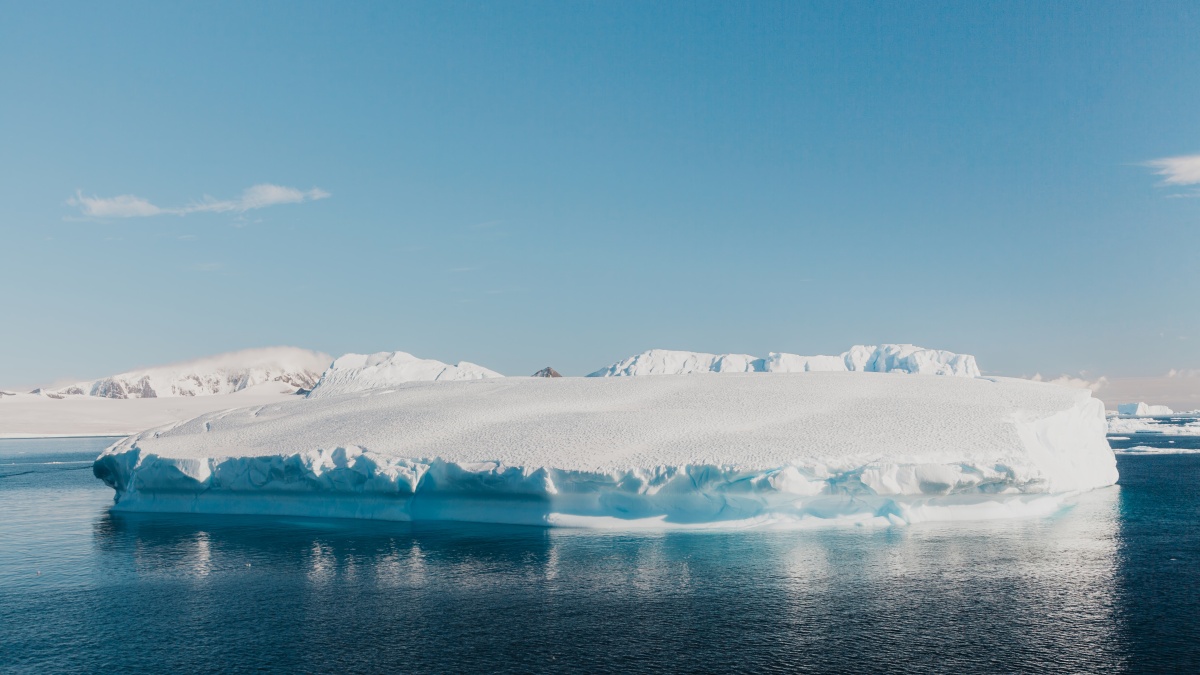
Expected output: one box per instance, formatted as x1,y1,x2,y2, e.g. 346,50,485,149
1,434,1198,674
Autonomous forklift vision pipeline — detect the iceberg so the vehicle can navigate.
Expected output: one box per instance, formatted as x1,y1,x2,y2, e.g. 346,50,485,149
589,344,980,378
94,373,1116,528
1116,402,1173,417
305,351,503,398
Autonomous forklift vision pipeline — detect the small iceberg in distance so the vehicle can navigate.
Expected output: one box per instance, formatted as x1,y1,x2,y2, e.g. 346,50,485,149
93,352,1116,529
1117,402,1174,417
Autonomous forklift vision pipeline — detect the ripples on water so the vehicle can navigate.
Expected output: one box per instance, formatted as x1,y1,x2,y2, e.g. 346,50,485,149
1,438,1198,673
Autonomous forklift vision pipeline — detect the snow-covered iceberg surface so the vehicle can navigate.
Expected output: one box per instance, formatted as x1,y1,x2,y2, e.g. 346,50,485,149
589,344,980,378
2,347,331,437
306,351,503,398
1116,402,1174,417
94,373,1116,528
0,383,308,439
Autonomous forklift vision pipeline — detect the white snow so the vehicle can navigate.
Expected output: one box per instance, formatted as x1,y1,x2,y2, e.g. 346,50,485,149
1,347,328,437
3,347,504,436
0,382,305,438
94,373,1115,528
1114,446,1200,455
1116,402,1174,417
37,347,329,399
589,344,980,378
1107,416,1200,437
306,351,503,398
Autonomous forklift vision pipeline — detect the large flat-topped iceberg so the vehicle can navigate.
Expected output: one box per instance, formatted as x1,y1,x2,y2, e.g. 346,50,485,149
1117,402,1173,417
306,351,503,398
589,344,980,378
94,373,1115,528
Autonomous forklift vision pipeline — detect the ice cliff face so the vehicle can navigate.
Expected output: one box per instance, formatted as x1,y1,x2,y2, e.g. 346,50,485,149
39,347,330,399
306,351,503,398
589,344,980,378
94,373,1115,529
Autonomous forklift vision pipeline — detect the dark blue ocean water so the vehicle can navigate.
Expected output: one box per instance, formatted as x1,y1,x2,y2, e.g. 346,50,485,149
2,438,1198,674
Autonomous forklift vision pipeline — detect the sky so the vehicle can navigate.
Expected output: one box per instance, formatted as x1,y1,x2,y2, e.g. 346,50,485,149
1,1,1198,404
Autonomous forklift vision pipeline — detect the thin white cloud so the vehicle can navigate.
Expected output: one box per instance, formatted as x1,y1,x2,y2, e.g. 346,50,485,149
1096,373,1200,412
184,185,331,214
69,184,330,218
1030,370,1200,411
1030,373,1109,391
1143,154,1200,186
70,193,164,218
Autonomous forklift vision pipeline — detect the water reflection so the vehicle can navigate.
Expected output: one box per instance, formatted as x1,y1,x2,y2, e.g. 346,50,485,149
77,490,1134,673
11,441,1200,672
1113,455,1200,671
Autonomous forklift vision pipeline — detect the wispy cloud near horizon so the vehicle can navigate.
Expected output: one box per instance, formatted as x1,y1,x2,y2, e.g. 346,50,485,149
1030,370,1200,411
68,184,330,218
1029,373,1109,392
1143,154,1200,187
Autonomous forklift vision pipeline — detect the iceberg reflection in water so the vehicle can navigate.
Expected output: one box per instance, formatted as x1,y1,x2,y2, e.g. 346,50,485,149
4,439,1199,673
81,492,1128,672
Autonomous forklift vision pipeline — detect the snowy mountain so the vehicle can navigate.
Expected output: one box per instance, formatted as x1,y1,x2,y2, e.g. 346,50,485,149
37,347,331,399
532,367,562,378
588,344,980,378
306,351,503,398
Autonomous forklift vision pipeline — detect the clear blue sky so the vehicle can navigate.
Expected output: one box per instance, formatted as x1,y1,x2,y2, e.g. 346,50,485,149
2,0,1198,387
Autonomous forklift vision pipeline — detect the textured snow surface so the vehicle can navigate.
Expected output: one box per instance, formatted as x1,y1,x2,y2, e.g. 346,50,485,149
0,383,305,438
95,374,1116,528
38,347,329,399
589,344,980,378
306,351,502,398
1117,402,1174,417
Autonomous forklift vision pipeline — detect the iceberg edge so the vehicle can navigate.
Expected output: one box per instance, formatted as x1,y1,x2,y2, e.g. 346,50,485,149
93,373,1117,529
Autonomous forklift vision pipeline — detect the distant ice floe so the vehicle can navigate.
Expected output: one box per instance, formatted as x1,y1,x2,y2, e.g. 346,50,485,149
1115,445,1200,455
94,373,1115,529
1107,417,1200,436
588,344,980,378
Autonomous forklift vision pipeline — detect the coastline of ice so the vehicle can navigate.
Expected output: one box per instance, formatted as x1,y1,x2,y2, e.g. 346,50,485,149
1107,416,1200,436
94,373,1116,528
1115,445,1200,455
